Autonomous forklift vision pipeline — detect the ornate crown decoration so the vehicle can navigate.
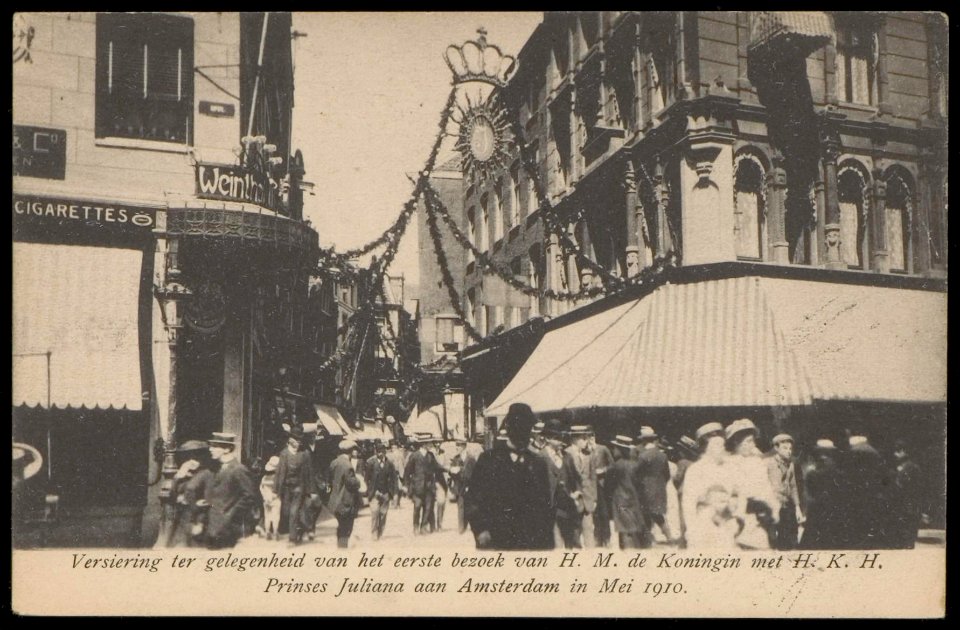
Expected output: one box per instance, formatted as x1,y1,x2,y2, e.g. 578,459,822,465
444,27,518,88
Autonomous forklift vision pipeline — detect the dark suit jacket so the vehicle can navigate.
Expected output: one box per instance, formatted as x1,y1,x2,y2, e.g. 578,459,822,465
635,446,670,515
404,449,437,497
275,447,316,495
540,447,582,522
365,454,398,499
327,454,361,518
466,446,554,550
606,457,646,535
205,458,257,544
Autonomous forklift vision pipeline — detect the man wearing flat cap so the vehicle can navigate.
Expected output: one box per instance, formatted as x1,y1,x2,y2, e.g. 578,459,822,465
466,403,554,550
766,433,804,550
205,433,258,549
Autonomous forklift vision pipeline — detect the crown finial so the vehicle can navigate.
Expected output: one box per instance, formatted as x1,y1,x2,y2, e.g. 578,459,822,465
444,29,518,88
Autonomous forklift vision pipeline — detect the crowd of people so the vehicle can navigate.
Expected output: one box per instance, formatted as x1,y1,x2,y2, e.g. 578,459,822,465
161,403,926,552
161,426,476,550
463,403,927,551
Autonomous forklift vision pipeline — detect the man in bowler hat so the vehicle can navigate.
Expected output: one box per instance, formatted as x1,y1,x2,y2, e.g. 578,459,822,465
205,432,258,549
466,403,554,550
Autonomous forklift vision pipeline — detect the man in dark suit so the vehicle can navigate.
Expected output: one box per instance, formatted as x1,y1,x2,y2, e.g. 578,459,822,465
404,436,437,535
635,426,673,544
327,439,362,548
365,441,397,541
274,425,317,544
205,432,258,549
842,432,888,549
606,435,649,549
537,418,583,548
590,433,615,547
466,403,554,550
449,440,477,535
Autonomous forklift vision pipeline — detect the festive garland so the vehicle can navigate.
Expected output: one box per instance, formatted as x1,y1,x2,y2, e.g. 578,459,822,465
422,179,609,301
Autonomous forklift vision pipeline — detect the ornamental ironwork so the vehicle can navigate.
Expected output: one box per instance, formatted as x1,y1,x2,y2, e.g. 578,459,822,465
166,204,319,253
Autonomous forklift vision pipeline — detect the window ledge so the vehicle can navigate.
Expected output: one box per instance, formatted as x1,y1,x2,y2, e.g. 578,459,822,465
95,137,192,154
836,102,879,116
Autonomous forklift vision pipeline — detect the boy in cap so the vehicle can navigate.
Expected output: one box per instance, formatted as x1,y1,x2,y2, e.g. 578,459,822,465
466,403,554,550
766,433,804,550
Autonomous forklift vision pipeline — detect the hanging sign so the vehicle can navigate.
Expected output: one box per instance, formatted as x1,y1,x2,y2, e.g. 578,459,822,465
195,162,282,212
14,126,67,180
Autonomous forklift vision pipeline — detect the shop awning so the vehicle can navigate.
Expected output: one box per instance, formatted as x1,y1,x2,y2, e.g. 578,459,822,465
13,242,145,410
405,404,443,439
486,275,946,416
313,403,348,436
749,11,835,55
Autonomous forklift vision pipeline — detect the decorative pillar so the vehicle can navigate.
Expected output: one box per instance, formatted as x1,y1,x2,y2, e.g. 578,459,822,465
821,129,845,269
875,17,892,117
870,167,889,272
812,174,826,266
579,220,595,288
546,232,563,317
152,236,190,548
766,151,790,264
678,101,737,265
624,160,640,278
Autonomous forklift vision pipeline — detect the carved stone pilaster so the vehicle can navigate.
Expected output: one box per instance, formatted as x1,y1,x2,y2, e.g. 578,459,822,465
766,152,790,264
624,160,640,277
870,169,889,272
820,118,845,269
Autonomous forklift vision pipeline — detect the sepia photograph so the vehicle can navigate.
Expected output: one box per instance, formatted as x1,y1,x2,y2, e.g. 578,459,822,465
12,11,947,617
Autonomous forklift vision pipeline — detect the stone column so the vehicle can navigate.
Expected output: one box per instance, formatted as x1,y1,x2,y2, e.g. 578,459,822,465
766,152,790,264
679,124,736,265
821,134,845,269
545,232,563,317
579,220,595,288
222,311,244,452
654,160,672,256
870,167,889,272
624,160,640,277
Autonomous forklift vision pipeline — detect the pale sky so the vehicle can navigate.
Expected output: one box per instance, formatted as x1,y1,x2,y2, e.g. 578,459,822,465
291,12,542,291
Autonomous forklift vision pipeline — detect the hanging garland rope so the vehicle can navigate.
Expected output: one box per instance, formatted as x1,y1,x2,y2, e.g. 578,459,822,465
506,107,626,288
423,190,488,344
422,179,608,301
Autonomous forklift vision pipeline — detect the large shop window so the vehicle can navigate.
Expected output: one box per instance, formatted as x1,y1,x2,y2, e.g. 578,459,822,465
96,12,194,144
13,243,145,409
835,20,878,106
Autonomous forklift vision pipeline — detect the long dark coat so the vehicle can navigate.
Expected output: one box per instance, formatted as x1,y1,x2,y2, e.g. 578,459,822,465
404,449,438,498
466,446,554,550
327,454,362,518
365,454,398,500
205,458,258,546
635,446,671,516
606,457,646,535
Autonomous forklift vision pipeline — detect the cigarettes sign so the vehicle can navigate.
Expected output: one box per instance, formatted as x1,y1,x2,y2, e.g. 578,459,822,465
13,194,156,244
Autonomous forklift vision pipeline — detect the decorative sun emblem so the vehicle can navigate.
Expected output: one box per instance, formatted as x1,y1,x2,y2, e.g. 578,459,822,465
454,92,513,183
444,28,518,184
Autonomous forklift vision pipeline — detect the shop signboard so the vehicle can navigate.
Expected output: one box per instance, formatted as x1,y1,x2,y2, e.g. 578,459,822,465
13,126,67,180
195,161,283,213
13,194,156,245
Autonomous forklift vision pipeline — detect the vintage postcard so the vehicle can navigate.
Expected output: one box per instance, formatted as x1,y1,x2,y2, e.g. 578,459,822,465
12,11,947,617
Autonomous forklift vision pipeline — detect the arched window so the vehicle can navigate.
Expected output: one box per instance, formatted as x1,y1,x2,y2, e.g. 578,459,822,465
885,171,913,273
734,155,766,260
838,164,869,269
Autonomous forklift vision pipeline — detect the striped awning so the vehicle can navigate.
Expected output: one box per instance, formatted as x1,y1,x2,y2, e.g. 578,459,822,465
749,11,835,54
485,275,946,415
12,242,145,410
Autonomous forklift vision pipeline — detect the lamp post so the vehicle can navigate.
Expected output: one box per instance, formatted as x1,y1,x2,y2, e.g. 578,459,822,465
153,242,191,547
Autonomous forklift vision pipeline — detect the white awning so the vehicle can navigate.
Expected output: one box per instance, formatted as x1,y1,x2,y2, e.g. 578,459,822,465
486,276,946,416
313,403,348,436
13,242,145,410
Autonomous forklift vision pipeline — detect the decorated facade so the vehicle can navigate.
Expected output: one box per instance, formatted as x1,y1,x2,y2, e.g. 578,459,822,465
12,12,320,547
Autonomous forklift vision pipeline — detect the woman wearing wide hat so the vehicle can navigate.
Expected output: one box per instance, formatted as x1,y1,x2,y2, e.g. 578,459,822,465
725,418,780,550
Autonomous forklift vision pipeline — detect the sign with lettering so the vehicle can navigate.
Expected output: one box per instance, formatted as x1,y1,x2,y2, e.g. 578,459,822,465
13,194,156,244
199,101,236,118
14,126,67,180
195,162,282,213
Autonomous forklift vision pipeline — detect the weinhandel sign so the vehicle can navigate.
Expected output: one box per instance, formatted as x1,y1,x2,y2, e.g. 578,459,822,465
13,194,156,245
195,162,283,214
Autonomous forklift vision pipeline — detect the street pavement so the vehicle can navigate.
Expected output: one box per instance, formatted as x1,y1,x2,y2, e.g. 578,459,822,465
236,496,475,550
